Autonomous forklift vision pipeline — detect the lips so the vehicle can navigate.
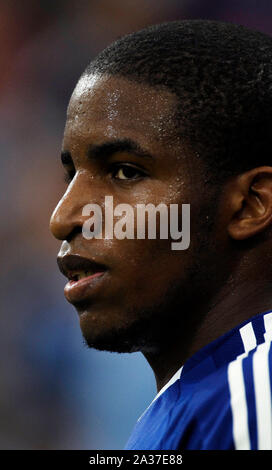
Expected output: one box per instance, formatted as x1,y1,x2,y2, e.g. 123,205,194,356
57,254,108,304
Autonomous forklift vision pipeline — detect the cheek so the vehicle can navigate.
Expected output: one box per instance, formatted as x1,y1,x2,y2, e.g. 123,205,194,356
109,236,192,305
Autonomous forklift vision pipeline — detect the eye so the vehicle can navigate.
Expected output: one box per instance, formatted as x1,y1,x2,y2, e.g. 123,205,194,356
111,164,145,181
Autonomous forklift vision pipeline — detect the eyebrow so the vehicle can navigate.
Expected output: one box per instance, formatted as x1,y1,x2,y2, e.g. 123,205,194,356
61,138,155,166
87,138,155,161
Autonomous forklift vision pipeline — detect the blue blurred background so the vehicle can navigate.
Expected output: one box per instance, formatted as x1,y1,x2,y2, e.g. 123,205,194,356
1,0,272,449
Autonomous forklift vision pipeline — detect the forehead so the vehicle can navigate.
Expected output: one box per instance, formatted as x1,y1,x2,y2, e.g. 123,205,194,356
65,74,178,145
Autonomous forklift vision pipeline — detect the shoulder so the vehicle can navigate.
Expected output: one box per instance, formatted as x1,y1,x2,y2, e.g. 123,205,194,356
181,340,272,450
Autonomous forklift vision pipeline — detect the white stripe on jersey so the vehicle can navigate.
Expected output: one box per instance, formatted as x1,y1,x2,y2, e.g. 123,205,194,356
252,341,272,450
239,322,257,357
228,321,257,449
228,316,272,450
228,358,251,449
264,312,272,342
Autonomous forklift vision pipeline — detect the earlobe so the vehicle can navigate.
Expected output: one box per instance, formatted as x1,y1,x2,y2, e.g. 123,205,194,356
227,167,272,241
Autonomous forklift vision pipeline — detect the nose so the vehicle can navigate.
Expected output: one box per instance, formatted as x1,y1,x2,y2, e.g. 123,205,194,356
50,173,90,241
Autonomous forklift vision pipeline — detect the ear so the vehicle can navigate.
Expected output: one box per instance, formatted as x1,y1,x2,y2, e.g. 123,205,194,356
227,166,272,240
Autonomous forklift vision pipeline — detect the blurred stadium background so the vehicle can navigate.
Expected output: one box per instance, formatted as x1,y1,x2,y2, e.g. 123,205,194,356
1,0,271,450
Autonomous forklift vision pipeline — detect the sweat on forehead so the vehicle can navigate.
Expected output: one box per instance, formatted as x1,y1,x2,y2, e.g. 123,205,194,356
67,73,180,143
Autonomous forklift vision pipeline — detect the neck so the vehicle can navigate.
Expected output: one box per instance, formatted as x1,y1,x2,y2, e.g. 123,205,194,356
143,279,272,392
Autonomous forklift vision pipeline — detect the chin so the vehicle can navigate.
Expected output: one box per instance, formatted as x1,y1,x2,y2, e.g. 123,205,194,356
82,334,140,353
79,315,161,354
77,292,183,354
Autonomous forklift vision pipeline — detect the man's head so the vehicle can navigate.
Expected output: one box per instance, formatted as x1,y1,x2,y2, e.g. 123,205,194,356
50,20,272,355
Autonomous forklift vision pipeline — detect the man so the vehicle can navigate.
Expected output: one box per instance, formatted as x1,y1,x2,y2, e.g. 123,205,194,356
50,20,272,450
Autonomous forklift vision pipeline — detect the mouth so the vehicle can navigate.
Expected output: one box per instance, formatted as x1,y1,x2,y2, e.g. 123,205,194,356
67,270,105,282
57,254,108,305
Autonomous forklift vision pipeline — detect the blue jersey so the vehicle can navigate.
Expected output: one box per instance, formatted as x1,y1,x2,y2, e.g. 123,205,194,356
124,311,272,450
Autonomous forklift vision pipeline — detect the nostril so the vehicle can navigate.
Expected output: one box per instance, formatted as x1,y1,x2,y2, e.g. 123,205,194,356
66,225,82,243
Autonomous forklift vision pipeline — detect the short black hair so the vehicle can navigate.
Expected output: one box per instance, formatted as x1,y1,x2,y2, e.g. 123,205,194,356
84,20,272,182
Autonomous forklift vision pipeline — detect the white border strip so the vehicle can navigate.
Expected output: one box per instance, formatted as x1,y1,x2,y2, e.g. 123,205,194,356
137,366,183,422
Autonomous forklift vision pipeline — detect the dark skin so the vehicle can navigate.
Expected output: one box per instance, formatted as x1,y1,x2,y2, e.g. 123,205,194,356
50,74,272,392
